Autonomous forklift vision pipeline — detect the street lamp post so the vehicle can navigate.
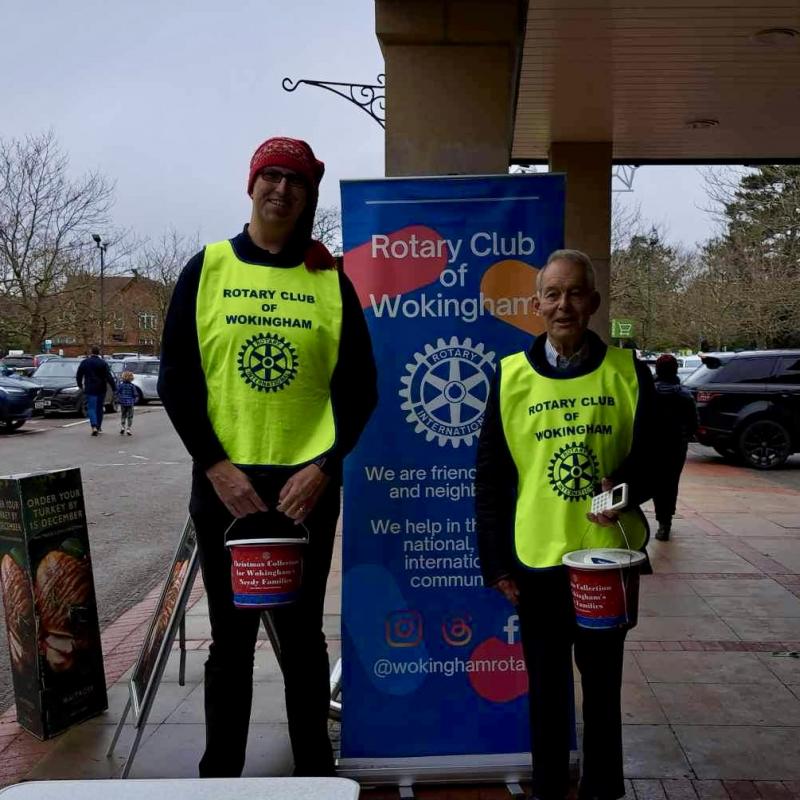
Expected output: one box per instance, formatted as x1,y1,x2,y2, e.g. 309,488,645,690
92,234,107,351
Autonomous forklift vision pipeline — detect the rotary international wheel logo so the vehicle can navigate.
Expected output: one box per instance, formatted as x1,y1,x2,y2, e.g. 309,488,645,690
547,442,599,501
237,332,298,392
399,336,495,448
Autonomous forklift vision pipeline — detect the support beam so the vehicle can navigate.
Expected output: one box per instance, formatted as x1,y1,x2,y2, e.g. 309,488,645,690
377,0,525,176
548,142,613,341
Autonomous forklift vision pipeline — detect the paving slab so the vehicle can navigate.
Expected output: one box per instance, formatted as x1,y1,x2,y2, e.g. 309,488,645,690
741,539,800,573
704,515,792,538
675,727,800,780
621,725,693,779
635,652,782,685
702,594,800,618
651,682,800,726
721,616,800,642
627,617,738,642
687,579,792,599
758,654,800,684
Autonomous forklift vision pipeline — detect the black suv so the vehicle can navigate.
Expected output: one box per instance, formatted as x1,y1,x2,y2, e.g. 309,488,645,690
685,350,800,469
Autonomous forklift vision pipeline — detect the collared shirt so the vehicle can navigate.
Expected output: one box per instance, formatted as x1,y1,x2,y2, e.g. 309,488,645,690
544,336,591,370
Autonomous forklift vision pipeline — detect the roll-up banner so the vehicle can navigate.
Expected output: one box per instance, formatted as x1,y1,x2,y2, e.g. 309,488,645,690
340,174,566,769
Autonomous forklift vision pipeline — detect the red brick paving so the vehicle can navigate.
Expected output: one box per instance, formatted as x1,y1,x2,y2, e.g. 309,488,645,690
0,576,205,788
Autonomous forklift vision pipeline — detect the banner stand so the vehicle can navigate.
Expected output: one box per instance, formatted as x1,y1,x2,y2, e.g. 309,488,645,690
337,753,579,794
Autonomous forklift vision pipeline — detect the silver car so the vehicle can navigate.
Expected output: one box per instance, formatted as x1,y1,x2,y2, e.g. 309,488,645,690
112,358,160,405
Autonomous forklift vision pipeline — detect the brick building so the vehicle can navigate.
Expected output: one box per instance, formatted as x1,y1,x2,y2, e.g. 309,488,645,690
49,272,167,357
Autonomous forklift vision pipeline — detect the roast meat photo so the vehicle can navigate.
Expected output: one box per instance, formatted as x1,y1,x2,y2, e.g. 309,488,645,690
0,553,34,672
34,549,93,672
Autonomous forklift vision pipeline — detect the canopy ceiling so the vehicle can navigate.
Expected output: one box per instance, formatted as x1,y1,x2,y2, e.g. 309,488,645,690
512,0,800,163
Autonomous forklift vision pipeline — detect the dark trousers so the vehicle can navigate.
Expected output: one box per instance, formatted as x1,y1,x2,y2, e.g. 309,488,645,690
517,568,627,800
190,471,339,778
653,444,688,523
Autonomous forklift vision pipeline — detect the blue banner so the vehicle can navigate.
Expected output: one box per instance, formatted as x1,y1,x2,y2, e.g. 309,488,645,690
340,174,565,759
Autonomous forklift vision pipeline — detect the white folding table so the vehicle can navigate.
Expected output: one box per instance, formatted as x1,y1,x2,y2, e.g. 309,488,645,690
0,778,360,799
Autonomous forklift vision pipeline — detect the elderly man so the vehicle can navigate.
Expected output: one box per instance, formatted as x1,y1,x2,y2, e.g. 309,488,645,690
476,249,655,800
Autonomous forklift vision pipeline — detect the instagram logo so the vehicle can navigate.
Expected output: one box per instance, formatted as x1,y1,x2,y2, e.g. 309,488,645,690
385,610,423,648
442,614,473,647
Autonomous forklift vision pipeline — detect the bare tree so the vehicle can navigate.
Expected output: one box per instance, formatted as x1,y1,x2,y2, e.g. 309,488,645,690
138,228,200,348
0,131,116,352
312,206,342,256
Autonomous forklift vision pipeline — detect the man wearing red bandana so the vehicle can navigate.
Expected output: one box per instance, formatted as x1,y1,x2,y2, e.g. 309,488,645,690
159,137,377,777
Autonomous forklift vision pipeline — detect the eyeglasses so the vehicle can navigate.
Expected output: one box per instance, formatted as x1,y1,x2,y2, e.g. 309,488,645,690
258,169,307,190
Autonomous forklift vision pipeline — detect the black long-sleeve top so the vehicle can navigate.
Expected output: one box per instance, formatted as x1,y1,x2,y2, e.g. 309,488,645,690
158,226,378,482
475,331,656,586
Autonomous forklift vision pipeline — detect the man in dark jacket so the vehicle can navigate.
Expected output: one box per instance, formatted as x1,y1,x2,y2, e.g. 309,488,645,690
76,346,116,436
652,354,698,540
476,249,656,800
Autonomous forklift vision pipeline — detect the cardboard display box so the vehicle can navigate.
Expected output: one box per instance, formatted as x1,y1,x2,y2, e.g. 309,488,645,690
0,468,107,739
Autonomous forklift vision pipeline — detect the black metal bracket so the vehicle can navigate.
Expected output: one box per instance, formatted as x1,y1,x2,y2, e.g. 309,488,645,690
282,75,385,128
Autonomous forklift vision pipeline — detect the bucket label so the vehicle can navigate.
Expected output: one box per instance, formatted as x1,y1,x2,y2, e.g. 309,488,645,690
569,570,626,626
230,545,303,600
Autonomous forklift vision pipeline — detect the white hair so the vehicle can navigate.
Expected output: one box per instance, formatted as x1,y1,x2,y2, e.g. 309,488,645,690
536,249,596,294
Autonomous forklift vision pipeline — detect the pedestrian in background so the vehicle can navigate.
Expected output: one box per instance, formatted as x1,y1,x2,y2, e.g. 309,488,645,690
652,354,698,540
76,346,116,436
117,370,137,435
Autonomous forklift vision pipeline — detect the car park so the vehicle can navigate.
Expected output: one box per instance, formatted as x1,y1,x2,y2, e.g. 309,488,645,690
119,358,160,404
29,358,117,417
685,350,800,469
0,373,41,431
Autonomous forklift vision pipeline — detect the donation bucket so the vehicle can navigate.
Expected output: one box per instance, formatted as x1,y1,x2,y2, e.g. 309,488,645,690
224,516,308,609
562,548,646,630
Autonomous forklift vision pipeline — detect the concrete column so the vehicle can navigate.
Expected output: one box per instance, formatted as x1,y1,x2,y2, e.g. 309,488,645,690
548,142,613,341
376,0,525,176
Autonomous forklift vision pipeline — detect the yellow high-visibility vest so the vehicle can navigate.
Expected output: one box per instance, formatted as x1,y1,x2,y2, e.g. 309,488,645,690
196,240,342,466
499,345,648,568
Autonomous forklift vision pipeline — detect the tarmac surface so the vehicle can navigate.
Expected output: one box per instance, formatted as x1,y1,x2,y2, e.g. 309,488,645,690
1,411,800,798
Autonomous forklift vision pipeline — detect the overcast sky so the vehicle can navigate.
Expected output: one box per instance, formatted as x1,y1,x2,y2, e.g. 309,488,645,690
1,0,719,255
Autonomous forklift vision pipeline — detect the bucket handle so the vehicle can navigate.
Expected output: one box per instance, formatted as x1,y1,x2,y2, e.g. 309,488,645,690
223,516,310,547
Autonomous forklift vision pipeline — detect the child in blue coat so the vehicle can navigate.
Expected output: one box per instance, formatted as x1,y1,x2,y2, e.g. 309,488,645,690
117,370,137,435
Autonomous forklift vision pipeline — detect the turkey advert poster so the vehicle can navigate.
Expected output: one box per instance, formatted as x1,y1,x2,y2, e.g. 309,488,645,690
340,174,565,760
0,468,107,739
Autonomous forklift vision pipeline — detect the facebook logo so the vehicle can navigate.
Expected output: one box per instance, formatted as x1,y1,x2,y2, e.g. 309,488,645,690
503,614,520,645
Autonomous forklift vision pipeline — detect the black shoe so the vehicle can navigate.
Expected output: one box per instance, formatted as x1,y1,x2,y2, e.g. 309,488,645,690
120,429,125,435
91,428,98,436
655,523,671,541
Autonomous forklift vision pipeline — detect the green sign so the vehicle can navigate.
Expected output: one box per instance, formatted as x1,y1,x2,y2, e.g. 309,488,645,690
611,318,635,339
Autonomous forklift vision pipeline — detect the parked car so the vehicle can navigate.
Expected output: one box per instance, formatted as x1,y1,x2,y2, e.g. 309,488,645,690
677,355,702,383
0,374,41,431
0,354,36,377
33,353,62,369
29,358,118,417
109,352,140,360
685,350,800,469
118,358,161,404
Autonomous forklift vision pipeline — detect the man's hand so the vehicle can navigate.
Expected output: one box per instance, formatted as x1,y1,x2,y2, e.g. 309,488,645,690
206,460,268,519
586,477,622,527
277,464,330,524
495,577,520,606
